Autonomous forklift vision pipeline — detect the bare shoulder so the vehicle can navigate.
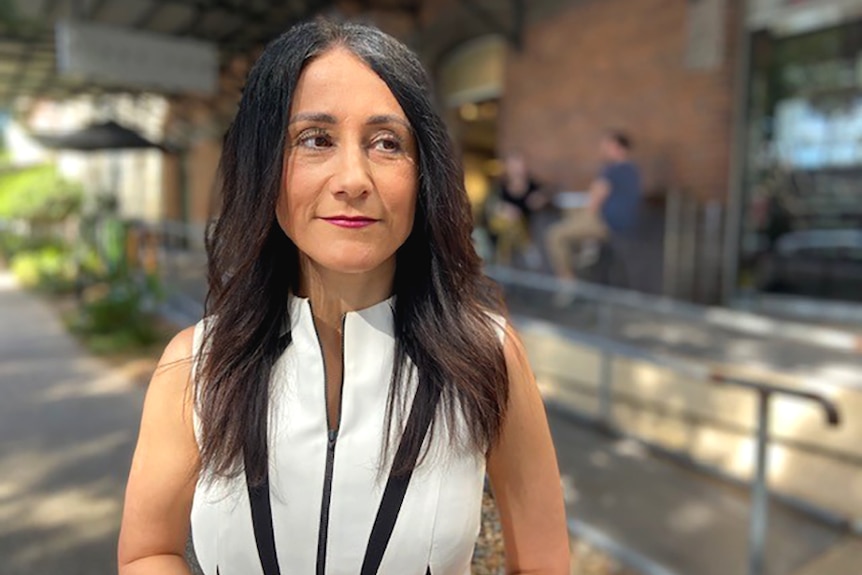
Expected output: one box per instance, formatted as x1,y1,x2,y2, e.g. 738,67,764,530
487,321,570,571
500,323,533,384
141,325,198,430
150,326,197,391
119,325,201,568
137,323,200,447
159,325,197,367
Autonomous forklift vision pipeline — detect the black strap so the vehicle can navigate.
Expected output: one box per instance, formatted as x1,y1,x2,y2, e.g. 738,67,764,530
242,332,436,575
360,385,442,575
245,470,281,575
243,334,291,575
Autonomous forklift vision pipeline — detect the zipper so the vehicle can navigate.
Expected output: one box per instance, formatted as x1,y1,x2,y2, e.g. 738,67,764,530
312,309,347,575
317,428,337,575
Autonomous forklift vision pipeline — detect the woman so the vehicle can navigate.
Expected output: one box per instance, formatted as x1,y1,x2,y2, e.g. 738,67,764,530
118,20,569,575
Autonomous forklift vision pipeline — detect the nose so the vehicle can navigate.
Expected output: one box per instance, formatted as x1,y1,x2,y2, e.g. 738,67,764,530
331,142,372,199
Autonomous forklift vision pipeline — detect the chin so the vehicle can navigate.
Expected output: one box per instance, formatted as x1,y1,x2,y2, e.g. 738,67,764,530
314,250,395,276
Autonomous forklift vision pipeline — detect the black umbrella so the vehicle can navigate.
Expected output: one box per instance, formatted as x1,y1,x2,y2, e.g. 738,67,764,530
33,120,165,151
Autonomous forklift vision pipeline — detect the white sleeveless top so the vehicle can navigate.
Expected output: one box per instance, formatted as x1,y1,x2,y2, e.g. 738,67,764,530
190,295,502,575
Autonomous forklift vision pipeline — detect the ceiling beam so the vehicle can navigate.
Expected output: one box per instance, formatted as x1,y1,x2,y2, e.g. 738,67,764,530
216,0,332,52
1,0,60,102
172,2,210,37
457,0,525,50
154,0,269,24
132,1,165,29
43,0,62,21
87,0,112,19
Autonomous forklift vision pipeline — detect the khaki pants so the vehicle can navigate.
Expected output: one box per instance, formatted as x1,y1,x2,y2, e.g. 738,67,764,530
488,214,530,266
546,209,607,278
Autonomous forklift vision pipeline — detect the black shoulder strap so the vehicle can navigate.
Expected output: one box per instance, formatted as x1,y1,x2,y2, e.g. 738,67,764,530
245,469,281,575
243,334,291,575
360,384,442,575
241,332,437,575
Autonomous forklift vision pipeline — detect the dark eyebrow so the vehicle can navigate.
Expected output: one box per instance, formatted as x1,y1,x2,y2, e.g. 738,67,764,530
288,112,337,125
366,115,412,131
288,112,411,131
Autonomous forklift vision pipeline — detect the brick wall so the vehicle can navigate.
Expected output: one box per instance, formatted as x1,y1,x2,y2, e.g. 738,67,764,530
499,0,740,201
166,0,739,221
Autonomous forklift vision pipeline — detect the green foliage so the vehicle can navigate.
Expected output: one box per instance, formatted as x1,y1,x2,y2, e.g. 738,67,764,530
68,274,164,354
0,229,62,261
10,244,77,293
0,164,83,223
0,0,17,25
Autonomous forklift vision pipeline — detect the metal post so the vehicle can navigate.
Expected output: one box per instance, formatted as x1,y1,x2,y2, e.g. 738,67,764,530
511,0,526,50
597,305,614,427
748,389,771,575
680,197,699,302
663,189,682,298
721,0,754,303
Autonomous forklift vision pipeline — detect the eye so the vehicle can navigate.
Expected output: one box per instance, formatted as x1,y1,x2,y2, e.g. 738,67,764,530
371,135,403,153
296,129,332,150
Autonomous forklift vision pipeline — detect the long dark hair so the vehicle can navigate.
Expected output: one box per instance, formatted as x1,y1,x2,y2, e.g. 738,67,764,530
199,19,508,485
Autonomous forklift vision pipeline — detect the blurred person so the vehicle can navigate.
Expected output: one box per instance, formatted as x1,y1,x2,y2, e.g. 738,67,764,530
546,130,642,292
117,20,569,575
486,152,549,267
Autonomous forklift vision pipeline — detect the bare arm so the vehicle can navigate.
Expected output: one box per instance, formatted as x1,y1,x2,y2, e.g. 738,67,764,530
488,326,570,574
118,327,200,574
587,177,610,215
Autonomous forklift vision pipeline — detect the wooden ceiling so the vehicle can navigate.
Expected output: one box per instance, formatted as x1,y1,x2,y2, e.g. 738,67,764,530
0,0,422,107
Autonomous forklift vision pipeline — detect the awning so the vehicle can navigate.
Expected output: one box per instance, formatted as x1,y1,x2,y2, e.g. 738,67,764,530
33,119,164,151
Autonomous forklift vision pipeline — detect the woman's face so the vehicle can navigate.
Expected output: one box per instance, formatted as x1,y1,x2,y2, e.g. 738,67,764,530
277,48,419,277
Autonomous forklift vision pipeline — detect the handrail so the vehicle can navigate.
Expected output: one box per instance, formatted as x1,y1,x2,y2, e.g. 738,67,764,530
707,374,840,575
508,311,843,575
486,264,862,354
710,373,841,427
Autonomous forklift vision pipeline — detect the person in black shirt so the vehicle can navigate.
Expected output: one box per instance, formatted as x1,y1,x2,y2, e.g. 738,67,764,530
486,152,548,266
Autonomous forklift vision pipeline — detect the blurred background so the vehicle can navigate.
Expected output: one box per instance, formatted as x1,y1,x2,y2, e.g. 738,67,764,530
1,1,862,574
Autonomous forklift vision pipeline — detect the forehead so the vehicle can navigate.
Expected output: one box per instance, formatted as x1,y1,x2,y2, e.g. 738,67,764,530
290,48,407,119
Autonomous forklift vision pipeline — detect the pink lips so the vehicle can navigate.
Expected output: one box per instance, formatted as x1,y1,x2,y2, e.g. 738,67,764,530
322,216,378,229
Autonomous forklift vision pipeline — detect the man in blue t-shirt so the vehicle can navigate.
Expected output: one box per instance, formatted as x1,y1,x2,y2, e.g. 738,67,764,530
546,130,642,282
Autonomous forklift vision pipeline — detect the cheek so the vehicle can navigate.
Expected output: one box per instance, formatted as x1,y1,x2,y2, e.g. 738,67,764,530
276,165,313,239
275,192,291,236
384,169,418,228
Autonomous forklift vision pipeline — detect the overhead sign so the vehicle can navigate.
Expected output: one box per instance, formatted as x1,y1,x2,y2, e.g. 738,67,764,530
56,20,218,95
747,0,862,34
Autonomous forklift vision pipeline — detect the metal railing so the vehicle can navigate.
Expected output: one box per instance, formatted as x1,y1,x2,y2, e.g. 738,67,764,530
490,269,847,575
714,375,840,575
487,264,862,355
512,311,843,575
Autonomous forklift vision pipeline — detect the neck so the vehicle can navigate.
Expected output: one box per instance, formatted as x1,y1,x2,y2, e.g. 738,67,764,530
297,256,395,330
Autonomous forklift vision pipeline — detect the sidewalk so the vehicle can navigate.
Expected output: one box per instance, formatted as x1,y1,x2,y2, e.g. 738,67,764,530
547,407,850,575
0,272,146,575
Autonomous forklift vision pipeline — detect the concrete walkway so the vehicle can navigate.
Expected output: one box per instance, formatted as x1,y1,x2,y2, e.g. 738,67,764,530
0,272,145,575
503,287,862,390
548,408,847,575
